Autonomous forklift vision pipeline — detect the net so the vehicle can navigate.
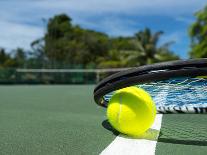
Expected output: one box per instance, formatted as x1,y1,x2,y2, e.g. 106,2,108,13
0,68,16,84
0,68,129,84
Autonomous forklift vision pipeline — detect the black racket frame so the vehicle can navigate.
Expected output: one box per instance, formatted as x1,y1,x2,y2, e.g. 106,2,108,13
94,58,207,107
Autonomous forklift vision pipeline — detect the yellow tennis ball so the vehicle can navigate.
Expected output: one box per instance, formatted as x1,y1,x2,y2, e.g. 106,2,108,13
107,86,156,136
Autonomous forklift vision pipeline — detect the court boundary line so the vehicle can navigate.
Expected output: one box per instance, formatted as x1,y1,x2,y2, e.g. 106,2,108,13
100,114,163,155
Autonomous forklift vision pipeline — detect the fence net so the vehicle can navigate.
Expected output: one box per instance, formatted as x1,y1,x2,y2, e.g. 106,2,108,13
0,68,128,84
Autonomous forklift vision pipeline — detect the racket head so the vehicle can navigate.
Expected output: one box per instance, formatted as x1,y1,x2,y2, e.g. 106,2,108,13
93,58,207,114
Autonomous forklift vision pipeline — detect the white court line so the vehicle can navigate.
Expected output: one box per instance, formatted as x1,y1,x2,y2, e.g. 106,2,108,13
100,114,163,155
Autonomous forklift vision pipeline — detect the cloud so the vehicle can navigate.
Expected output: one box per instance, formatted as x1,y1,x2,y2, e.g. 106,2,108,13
0,0,205,54
159,31,190,58
0,20,43,51
175,16,195,24
76,15,141,36
159,32,183,44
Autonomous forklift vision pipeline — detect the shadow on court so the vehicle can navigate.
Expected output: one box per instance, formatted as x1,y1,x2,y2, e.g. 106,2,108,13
157,114,207,147
102,120,120,136
158,132,207,146
102,117,207,146
102,119,160,141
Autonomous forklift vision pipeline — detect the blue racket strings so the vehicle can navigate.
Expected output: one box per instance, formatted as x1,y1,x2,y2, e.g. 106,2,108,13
104,77,207,113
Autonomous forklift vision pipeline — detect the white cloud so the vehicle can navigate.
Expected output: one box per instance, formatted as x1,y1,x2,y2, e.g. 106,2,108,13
0,0,206,51
158,31,190,58
175,16,195,24
159,31,185,44
159,31,189,50
76,16,141,36
0,20,43,51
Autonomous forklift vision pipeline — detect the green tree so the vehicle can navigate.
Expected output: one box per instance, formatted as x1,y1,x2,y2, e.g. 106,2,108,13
76,29,110,66
97,37,135,68
97,49,127,68
45,14,73,67
29,38,47,68
189,6,207,58
31,14,179,69
110,37,136,50
13,48,26,68
0,48,9,67
126,28,179,66
44,14,110,68
0,48,16,68
97,29,179,68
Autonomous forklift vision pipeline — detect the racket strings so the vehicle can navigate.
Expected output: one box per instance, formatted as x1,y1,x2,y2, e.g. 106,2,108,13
138,78,207,108
104,77,207,113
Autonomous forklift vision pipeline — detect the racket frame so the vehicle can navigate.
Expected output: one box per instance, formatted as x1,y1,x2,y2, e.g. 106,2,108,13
93,58,207,113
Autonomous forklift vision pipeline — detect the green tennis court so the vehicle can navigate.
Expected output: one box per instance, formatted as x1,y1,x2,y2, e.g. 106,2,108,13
0,85,206,155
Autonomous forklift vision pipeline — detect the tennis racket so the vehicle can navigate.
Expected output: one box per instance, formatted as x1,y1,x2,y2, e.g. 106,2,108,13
94,58,207,114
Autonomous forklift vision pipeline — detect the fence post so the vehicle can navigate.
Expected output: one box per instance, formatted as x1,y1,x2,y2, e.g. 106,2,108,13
96,71,100,83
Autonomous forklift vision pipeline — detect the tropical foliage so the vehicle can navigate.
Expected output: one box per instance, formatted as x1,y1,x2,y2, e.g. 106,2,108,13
189,6,207,58
0,14,179,69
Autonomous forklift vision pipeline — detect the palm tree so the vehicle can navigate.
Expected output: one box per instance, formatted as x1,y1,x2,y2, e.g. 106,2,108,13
126,28,179,66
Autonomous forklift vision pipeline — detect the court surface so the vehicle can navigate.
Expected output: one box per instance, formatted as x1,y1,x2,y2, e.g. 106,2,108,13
0,85,206,155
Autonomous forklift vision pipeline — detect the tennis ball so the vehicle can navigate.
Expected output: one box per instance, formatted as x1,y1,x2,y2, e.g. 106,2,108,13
107,86,156,136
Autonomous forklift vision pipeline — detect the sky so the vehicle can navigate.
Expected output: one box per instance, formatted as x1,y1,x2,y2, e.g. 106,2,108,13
0,0,206,58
